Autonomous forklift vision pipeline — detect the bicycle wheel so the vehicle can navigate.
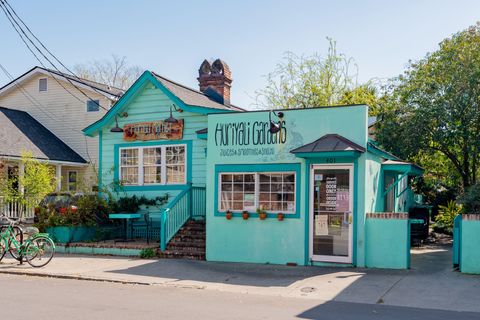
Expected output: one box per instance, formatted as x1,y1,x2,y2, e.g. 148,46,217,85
0,237,7,261
25,236,55,268
8,227,25,261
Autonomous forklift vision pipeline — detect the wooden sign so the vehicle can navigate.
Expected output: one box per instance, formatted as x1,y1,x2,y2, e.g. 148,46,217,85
123,119,184,141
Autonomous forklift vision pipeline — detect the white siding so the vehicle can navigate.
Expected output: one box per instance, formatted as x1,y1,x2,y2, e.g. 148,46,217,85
0,72,114,190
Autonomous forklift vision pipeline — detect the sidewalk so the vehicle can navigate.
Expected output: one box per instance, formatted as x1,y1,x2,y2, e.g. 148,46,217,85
1,244,479,313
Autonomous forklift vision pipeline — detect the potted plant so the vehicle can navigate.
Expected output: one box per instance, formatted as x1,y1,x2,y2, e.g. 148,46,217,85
225,210,232,220
277,212,285,221
242,210,249,220
257,207,267,220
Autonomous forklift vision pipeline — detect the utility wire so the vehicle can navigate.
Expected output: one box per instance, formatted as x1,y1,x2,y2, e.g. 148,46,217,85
0,0,110,111
0,63,94,163
3,0,119,101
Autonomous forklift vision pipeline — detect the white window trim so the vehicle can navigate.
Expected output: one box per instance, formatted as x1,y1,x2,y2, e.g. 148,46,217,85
67,170,78,192
119,144,187,186
218,171,296,214
39,77,47,92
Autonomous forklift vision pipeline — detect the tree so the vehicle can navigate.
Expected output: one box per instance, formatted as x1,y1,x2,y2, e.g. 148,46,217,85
254,38,378,114
0,152,56,218
376,24,480,190
74,54,142,90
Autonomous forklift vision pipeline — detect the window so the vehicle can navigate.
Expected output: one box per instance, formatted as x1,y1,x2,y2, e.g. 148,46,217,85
39,78,47,92
87,99,100,112
68,171,78,192
384,174,395,212
166,146,185,184
219,172,296,213
119,145,186,186
143,147,162,184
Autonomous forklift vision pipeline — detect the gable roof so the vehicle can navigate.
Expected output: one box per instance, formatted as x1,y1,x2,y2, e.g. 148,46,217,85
0,66,124,100
0,106,86,164
152,73,244,112
290,134,366,154
84,71,244,136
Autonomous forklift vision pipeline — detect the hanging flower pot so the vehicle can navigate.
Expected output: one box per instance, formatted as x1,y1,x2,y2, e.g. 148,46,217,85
226,210,232,220
242,211,249,220
277,213,284,221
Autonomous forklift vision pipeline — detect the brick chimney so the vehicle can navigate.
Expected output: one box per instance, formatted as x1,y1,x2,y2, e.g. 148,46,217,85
198,59,232,104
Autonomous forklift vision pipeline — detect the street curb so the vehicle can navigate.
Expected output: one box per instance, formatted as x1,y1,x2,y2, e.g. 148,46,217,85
0,270,152,286
0,270,208,290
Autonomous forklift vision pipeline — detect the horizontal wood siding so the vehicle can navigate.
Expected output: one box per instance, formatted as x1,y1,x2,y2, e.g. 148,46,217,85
101,82,207,201
0,73,112,190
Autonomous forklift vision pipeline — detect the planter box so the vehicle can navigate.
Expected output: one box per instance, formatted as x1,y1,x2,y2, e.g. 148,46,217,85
46,226,97,243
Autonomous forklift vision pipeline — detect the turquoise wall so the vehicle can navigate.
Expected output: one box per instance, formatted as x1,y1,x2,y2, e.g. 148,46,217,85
460,218,480,274
100,80,208,201
205,105,370,266
365,218,410,269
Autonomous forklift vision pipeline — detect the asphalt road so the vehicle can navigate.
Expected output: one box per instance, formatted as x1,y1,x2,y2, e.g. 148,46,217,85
1,274,479,320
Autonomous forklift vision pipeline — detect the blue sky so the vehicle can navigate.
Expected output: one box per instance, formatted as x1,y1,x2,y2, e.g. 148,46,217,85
1,0,479,109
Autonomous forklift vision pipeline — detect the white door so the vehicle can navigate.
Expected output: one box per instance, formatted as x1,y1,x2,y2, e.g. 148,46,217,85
309,165,353,263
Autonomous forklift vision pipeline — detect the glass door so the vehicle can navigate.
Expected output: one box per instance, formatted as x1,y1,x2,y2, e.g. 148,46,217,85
310,165,353,263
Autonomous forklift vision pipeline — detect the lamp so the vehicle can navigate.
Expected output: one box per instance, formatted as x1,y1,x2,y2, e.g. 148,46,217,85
110,115,123,133
268,110,284,134
165,104,181,124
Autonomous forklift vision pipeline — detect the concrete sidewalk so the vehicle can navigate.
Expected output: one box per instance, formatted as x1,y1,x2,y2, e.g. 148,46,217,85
1,245,479,313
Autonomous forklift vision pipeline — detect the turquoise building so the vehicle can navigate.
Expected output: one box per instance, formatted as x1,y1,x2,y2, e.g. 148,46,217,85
84,60,423,269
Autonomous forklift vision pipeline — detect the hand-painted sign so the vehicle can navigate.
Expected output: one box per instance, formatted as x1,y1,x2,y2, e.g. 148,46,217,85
123,120,184,141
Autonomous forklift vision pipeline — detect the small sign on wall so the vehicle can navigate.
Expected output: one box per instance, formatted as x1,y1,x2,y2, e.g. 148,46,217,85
315,214,329,236
123,119,184,141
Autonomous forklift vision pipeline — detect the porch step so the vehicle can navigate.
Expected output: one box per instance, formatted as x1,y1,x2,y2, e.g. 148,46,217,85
159,219,206,261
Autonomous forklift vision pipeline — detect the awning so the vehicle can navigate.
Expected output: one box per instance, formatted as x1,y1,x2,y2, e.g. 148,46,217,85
382,160,423,176
290,134,365,158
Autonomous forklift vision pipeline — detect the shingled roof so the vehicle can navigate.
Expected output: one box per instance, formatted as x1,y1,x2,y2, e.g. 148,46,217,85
0,107,86,163
152,72,244,112
290,134,366,154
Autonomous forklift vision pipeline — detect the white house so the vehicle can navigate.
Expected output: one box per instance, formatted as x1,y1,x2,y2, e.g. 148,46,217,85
0,66,123,195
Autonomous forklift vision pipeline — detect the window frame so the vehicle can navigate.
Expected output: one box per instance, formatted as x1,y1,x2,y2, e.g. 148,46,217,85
38,78,47,92
217,171,297,214
67,170,78,192
118,144,187,186
87,99,100,112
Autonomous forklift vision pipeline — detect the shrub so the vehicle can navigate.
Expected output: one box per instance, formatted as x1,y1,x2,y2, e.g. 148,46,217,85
434,200,462,234
460,183,480,214
139,248,156,259
35,195,105,230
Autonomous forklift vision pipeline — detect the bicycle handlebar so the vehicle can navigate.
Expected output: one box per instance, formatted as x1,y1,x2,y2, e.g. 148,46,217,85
0,213,24,226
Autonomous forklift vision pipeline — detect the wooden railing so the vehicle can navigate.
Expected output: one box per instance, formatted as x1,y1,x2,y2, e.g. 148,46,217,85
0,197,35,220
160,184,206,251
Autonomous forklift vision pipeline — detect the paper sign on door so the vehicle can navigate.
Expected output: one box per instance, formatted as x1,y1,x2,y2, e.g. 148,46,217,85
315,215,329,236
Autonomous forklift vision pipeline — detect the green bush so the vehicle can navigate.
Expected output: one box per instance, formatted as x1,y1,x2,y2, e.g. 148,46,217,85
139,248,156,259
434,200,462,234
35,195,106,230
460,183,480,214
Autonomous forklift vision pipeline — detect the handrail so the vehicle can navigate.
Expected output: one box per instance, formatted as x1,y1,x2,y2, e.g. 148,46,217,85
160,184,192,251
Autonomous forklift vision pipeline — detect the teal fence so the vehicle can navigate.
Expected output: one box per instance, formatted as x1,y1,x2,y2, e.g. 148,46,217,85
160,184,206,251
192,186,206,218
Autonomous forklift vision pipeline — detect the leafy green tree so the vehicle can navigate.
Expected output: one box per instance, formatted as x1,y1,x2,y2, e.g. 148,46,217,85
0,152,56,218
377,24,480,190
255,38,378,113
